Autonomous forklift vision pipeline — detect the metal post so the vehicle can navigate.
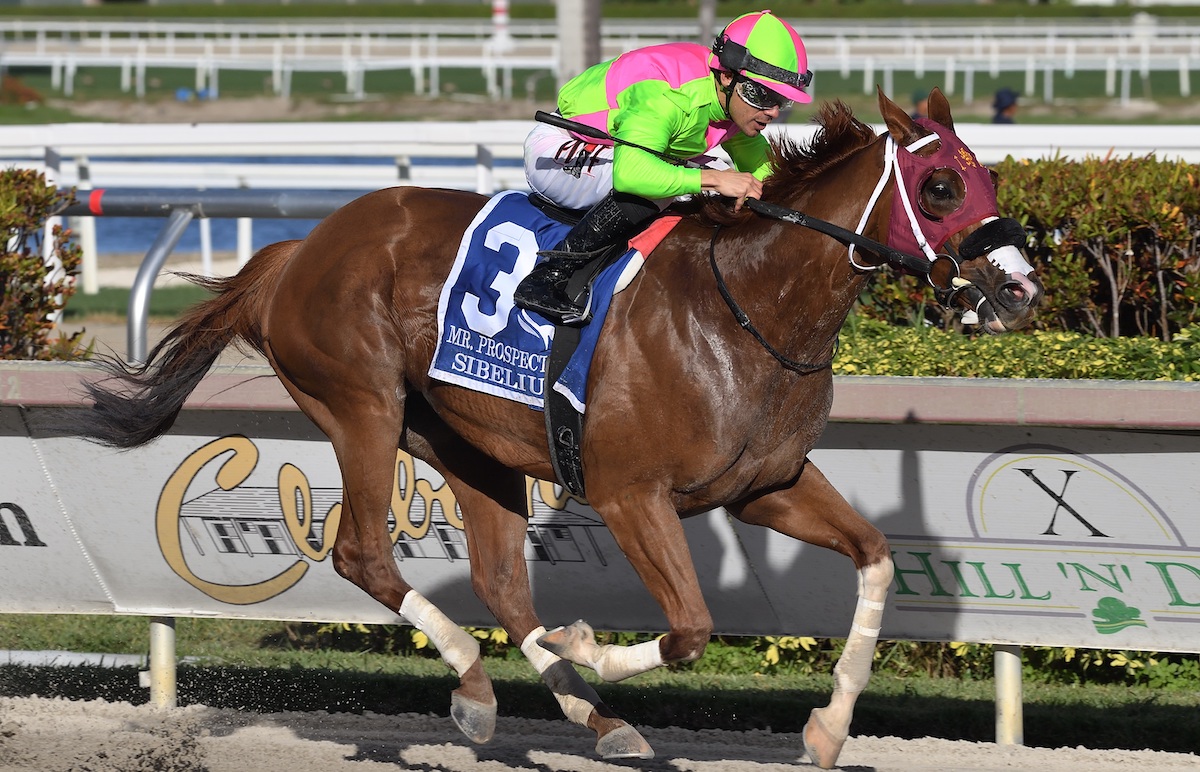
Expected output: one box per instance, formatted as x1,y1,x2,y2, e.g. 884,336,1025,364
476,143,494,195
148,616,177,708
697,0,717,44
128,208,194,363
994,644,1024,746
58,188,371,360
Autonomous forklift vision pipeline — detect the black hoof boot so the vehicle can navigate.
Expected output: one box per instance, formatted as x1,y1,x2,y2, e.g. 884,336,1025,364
514,258,589,324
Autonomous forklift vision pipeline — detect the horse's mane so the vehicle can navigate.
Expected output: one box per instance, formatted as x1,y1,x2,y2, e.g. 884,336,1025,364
695,100,879,226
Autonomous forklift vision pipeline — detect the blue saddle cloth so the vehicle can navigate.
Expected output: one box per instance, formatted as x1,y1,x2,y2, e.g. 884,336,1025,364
429,190,640,412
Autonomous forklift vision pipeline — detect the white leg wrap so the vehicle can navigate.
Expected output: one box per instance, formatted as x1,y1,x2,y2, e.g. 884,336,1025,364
400,590,479,679
589,639,663,683
520,627,598,725
834,562,892,696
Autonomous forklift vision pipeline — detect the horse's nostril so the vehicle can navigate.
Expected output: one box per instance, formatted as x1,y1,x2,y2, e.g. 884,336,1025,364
999,281,1028,308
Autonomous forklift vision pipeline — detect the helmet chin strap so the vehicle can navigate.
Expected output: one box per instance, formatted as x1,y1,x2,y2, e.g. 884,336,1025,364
717,72,737,121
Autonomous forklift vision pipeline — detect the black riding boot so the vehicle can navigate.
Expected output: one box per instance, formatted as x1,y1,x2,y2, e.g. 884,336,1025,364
514,190,657,324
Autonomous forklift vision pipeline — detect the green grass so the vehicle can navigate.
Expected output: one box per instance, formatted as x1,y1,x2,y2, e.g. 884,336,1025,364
0,102,95,125
60,285,214,321
0,613,1197,752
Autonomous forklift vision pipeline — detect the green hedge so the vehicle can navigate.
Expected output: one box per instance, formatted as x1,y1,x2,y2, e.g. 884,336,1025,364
0,169,86,360
11,155,1200,379
835,317,1200,381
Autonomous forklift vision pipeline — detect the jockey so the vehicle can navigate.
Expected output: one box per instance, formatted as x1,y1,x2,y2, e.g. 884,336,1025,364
516,10,813,324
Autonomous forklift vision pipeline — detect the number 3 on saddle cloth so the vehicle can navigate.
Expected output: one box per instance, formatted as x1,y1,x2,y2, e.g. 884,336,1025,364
429,190,679,497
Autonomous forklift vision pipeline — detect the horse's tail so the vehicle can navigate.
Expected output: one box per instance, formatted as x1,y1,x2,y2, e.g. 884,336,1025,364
76,239,300,449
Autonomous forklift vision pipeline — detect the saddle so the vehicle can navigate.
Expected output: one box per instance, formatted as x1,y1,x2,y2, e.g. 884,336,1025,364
428,191,677,502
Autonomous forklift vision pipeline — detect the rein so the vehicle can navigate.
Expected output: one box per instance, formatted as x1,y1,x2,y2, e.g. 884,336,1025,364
707,225,838,374
710,197,967,370
713,128,1023,365
708,190,933,375
744,198,932,276
709,164,935,374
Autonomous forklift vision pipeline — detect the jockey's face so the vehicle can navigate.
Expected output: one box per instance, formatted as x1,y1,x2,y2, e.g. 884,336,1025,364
719,72,783,137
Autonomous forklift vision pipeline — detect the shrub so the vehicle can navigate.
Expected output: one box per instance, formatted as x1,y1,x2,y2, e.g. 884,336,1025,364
0,169,87,360
0,75,43,106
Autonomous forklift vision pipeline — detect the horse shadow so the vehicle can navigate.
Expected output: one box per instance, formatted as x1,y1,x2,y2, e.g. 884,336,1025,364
706,418,966,667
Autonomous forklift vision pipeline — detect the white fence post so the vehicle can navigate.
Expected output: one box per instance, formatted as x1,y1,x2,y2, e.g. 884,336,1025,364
994,645,1024,746
237,217,253,267
147,617,177,709
74,155,99,295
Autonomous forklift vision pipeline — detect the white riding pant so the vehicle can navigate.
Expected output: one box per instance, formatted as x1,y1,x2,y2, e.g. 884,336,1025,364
523,121,728,212
524,122,616,210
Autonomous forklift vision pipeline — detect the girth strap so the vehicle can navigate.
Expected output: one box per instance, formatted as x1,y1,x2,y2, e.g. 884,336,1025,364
541,249,622,501
544,322,587,499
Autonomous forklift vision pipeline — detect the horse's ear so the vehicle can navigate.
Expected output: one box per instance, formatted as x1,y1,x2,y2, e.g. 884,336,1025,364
877,85,922,146
926,86,955,132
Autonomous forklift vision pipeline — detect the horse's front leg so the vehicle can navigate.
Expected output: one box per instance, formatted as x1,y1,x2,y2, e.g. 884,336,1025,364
727,459,893,770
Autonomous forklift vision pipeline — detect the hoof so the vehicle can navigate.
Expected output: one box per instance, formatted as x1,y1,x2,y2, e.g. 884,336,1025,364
802,708,846,770
596,724,654,760
537,620,593,661
450,691,497,745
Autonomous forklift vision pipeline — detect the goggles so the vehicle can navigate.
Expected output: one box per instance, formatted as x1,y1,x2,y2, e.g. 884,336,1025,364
735,78,793,112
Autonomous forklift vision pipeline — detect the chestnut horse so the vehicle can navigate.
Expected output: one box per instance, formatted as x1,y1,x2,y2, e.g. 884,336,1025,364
75,89,1041,768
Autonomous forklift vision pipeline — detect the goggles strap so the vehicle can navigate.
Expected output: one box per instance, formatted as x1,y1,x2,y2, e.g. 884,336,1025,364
715,37,812,90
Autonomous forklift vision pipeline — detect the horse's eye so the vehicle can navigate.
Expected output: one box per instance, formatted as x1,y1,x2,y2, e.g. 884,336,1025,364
919,168,965,220
930,182,954,201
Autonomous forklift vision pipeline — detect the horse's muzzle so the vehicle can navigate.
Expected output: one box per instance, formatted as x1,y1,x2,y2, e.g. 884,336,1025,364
997,276,1036,310
981,272,1042,334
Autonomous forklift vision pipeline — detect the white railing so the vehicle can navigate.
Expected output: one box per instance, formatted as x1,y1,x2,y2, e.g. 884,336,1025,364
6,119,1200,294
3,16,1199,102
6,120,1200,188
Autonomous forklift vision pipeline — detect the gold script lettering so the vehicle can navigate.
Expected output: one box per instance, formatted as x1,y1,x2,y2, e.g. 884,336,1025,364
531,478,573,512
157,436,308,604
279,463,341,560
389,450,463,540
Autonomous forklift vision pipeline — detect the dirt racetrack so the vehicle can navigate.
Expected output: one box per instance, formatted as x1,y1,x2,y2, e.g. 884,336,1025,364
1,695,1197,772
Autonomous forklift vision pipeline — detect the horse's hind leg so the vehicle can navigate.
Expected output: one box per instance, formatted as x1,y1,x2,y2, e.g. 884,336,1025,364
727,459,893,770
277,383,496,743
403,416,653,759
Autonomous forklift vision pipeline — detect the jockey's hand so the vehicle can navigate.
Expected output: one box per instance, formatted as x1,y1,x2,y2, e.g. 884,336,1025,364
700,168,763,211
